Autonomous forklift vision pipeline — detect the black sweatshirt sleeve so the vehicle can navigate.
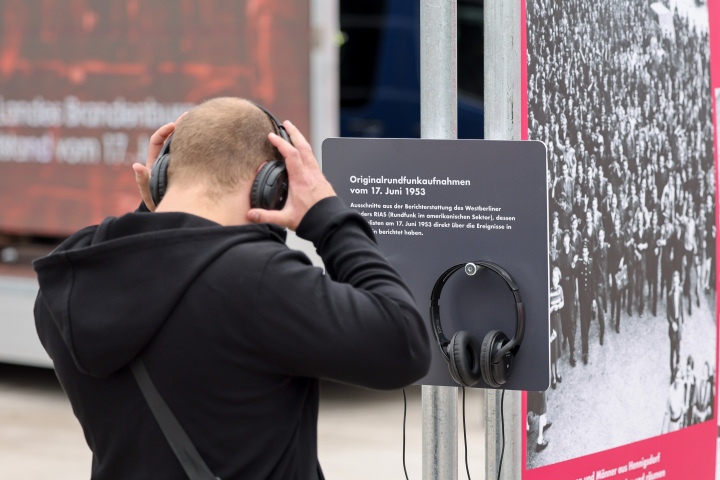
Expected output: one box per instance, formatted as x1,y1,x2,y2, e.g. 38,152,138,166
257,196,431,389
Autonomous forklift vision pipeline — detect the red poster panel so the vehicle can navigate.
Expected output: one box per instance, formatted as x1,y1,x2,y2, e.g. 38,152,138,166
0,0,310,237
521,0,719,478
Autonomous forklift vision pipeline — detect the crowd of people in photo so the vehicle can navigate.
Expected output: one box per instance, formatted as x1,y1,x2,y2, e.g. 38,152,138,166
662,354,715,434
525,0,716,455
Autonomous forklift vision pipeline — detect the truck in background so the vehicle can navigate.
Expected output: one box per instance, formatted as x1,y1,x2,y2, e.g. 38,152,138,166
0,0,484,367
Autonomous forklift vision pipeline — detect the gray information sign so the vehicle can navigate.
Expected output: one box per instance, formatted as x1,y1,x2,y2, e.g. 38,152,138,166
323,138,550,391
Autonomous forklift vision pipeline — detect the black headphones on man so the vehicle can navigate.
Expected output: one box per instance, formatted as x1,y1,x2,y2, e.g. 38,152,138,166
149,102,289,210
429,261,525,388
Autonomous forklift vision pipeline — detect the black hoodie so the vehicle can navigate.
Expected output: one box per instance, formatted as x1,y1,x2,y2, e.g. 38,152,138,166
33,196,430,480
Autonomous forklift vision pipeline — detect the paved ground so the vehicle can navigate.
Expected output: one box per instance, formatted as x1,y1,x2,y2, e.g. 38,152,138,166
0,364,90,480
0,364,487,480
526,285,717,469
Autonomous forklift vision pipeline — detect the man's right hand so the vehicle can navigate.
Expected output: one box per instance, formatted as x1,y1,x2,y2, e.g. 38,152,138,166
247,120,336,231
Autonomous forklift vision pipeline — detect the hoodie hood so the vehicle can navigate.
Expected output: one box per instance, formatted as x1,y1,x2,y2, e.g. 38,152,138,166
33,211,285,378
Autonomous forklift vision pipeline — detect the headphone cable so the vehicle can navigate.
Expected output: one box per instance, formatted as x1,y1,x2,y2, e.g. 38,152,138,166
402,387,409,480
401,387,502,480
462,386,472,479
497,389,506,480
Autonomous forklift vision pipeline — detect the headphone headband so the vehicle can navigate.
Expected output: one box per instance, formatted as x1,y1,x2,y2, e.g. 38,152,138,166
429,261,525,365
149,101,289,209
253,103,290,143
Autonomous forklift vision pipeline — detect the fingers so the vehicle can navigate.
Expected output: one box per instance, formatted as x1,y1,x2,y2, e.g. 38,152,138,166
247,208,291,228
283,121,310,153
146,122,176,170
175,111,188,124
145,112,187,170
268,120,314,168
136,112,187,211
132,163,156,211
284,121,318,169
251,120,335,230
268,131,300,168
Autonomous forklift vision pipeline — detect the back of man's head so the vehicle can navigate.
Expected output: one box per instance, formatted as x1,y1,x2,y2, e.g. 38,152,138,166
168,97,278,202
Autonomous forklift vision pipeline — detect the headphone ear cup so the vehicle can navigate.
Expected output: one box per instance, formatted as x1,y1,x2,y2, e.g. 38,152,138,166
447,331,482,387
251,160,288,210
150,154,170,206
480,330,511,388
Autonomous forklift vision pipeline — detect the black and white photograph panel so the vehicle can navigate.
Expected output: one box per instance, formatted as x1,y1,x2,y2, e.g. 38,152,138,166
715,85,720,480
525,0,716,469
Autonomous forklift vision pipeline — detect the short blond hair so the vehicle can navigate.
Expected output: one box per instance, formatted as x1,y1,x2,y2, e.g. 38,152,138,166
167,97,279,202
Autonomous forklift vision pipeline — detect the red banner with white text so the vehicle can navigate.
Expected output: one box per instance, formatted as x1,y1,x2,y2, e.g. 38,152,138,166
0,0,309,237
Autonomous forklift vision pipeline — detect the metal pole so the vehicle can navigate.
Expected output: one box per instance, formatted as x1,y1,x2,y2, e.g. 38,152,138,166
288,0,339,268
484,1,522,479
420,1,458,480
420,0,458,140
422,387,458,480
309,0,339,161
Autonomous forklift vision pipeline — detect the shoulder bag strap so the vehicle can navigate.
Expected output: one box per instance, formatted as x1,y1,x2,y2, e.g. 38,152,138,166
130,358,219,480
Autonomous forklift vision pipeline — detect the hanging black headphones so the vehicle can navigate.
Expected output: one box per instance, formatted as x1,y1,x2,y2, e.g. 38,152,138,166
149,102,289,210
429,261,525,388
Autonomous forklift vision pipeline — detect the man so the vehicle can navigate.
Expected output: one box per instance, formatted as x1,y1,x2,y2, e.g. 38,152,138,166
623,203,637,317
582,208,598,254
549,211,563,264
632,209,649,317
681,200,698,315
604,192,620,240
33,98,431,480
552,161,574,227
662,220,682,297
703,195,715,293
654,154,669,203
625,182,640,226
593,227,610,329
647,209,662,316
573,240,596,364
576,140,589,171
572,189,586,234
608,216,626,333
667,270,684,383
557,232,577,367
568,213,583,255
595,164,607,205
660,174,676,226
555,127,576,173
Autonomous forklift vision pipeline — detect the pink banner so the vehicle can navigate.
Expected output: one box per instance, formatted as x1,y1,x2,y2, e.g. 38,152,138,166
521,0,719,477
